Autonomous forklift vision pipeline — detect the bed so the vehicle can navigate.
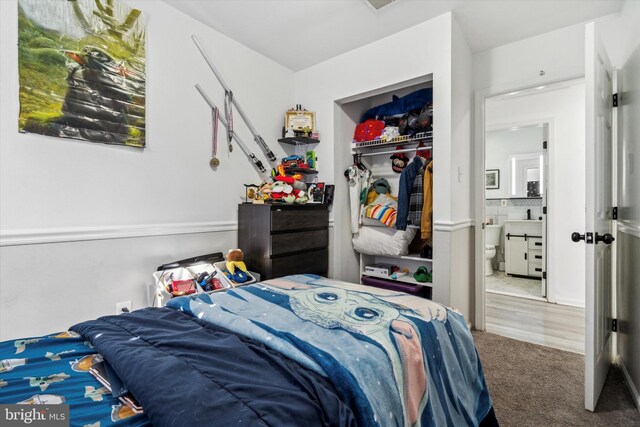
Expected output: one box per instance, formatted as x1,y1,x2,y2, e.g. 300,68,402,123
0,274,498,426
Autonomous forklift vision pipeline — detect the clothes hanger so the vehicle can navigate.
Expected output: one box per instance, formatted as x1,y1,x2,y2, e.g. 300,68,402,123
357,153,369,171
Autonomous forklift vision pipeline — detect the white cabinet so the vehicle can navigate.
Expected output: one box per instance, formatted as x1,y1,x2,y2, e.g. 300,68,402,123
504,220,543,278
505,237,528,275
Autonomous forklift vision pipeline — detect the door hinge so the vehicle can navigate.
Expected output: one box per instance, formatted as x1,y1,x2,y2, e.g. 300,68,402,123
543,140,548,149
543,206,547,215
612,206,618,220
612,318,618,332
542,271,547,280
613,93,618,107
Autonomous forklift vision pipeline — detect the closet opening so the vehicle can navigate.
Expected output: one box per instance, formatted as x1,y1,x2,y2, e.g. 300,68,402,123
332,74,435,298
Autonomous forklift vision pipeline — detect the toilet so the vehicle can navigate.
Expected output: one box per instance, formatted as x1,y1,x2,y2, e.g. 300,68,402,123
485,225,502,276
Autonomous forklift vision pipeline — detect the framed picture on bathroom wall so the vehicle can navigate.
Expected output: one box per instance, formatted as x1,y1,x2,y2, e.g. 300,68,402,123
485,169,500,189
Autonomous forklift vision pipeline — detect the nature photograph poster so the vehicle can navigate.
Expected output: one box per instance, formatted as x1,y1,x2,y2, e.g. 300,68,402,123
18,0,146,147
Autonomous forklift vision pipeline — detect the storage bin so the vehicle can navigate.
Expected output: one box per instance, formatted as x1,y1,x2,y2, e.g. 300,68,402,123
361,275,431,299
152,267,196,307
188,263,231,293
213,261,258,287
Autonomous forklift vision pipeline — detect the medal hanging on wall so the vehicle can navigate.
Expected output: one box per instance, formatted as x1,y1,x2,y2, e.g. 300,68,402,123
210,107,220,167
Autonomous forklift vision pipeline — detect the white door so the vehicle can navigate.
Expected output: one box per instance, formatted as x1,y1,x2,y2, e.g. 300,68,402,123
583,22,615,412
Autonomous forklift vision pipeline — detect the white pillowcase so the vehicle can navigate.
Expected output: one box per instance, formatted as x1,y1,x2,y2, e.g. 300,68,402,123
352,225,417,256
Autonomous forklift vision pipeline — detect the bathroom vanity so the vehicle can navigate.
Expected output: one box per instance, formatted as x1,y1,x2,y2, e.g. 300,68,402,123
504,220,544,278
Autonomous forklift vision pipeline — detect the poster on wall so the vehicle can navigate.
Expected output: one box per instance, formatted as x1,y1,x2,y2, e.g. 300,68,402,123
18,0,146,147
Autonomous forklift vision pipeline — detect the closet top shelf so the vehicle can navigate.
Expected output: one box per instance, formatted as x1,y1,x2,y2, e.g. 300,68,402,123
352,131,433,152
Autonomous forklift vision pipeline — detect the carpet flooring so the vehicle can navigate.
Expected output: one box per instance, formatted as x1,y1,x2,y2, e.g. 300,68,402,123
473,331,640,426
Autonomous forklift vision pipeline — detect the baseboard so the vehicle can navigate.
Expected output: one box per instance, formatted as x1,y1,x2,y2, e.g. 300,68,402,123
0,221,238,246
551,297,586,308
617,356,640,415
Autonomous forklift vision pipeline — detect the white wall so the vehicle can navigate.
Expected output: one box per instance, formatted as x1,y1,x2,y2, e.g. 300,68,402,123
485,83,586,307
295,13,452,286
473,22,585,92
294,12,474,320
0,0,294,340
485,126,544,200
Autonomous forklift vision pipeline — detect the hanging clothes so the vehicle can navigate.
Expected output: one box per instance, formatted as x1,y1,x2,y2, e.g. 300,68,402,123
346,164,372,234
421,159,433,239
407,165,425,227
396,158,424,231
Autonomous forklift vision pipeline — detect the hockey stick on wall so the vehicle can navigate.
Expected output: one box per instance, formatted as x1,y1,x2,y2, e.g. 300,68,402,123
192,35,277,163
196,84,266,174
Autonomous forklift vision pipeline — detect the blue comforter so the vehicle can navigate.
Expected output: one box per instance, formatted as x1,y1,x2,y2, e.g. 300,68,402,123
71,306,355,427
167,275,492,426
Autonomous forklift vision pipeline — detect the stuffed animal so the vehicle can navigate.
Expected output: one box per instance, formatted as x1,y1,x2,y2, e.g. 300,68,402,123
225,249,249,283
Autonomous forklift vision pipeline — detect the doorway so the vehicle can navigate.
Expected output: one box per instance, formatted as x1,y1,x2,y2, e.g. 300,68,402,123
476,79,587,354
483,122,548,300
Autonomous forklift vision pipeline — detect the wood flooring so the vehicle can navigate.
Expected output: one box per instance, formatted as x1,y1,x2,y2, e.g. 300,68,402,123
485,292,585,354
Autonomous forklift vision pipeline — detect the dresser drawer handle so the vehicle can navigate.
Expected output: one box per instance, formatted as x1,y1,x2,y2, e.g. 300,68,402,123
535,268,542,272
535,255,542,259
535,242,542,246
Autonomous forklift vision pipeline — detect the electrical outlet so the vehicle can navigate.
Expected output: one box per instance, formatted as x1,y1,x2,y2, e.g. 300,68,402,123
115,301,132,315
500,199,507,207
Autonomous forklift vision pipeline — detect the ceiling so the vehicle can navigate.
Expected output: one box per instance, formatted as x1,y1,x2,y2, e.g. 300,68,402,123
165,0,624,71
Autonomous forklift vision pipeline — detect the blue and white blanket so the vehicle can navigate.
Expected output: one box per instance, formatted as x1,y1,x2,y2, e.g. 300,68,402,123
168,274,492,427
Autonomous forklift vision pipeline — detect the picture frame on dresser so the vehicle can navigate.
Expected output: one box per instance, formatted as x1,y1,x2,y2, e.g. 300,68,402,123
308,182,325,203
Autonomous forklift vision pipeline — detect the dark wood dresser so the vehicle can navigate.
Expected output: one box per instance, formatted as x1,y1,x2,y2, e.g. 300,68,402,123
238,203,329,280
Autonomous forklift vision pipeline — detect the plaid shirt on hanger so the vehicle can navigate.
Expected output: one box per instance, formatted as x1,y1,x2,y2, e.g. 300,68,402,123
407,162,426,227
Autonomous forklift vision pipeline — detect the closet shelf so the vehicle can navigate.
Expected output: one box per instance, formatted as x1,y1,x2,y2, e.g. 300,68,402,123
399,254,432,262
352,131,433,151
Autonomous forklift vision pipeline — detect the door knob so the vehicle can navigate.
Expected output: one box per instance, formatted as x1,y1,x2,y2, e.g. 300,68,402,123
595,232,615,245
571,232,585,242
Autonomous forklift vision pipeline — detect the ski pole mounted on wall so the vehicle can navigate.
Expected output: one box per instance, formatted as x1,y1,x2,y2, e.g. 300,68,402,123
192,34,277,163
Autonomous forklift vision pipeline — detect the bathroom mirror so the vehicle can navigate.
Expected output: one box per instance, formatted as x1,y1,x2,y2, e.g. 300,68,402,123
508,152,543,197
485,125,544,198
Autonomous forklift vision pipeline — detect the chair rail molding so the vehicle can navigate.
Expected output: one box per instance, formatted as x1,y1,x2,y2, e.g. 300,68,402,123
433,218,475,232
0,221,238,247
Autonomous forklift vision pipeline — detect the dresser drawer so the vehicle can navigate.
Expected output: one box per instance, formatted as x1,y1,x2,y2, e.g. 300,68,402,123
271,209,328,232
528,238,543,249
271,248,328,277
271,229,328,256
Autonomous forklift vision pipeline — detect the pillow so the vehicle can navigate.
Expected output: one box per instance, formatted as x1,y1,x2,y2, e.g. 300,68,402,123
352,226,417,257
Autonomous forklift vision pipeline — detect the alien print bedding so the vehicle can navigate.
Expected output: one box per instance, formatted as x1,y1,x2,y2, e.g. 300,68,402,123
0,332,149,426
0,275,495,427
